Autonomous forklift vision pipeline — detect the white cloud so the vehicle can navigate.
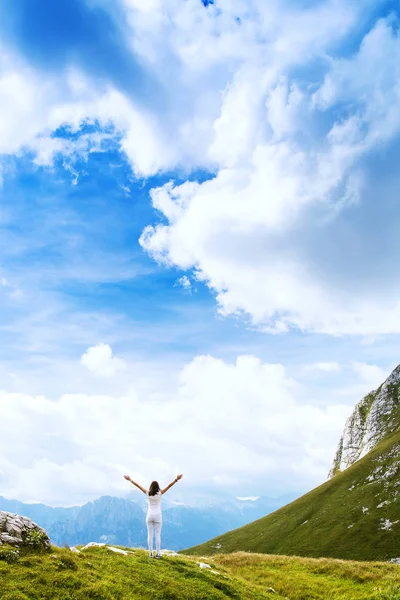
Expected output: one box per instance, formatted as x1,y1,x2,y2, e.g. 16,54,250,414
140,14,400,337
328,361,390,406
350,362,387,392
0,56,182,177
0,0,366,177
1,1,400,342
175,275,192,292
0,353,351,505
81,343,127,377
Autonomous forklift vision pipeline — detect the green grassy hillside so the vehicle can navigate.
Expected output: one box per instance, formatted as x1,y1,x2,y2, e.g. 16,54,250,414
185,430,400,561
2,546,400,600
0,545,268,600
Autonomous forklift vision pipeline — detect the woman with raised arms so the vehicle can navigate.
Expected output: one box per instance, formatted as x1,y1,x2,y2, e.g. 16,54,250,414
124,473,183,558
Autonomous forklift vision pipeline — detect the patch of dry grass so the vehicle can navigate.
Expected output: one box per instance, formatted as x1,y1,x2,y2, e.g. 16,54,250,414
212,552,400,600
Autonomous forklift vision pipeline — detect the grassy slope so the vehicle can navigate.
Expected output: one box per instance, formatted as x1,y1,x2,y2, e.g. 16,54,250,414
0,546,272,600
185,431,400,561
218,553,400,600
2,547,400,600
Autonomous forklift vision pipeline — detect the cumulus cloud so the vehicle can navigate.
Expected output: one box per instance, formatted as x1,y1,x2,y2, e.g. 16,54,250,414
0,0,366,175
1,1,400,337
138,10,400,337
0,353,352,505
0,58,176,177
81,343,126,377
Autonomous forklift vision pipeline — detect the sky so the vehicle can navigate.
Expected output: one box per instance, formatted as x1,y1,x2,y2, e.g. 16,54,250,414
1,0,400,507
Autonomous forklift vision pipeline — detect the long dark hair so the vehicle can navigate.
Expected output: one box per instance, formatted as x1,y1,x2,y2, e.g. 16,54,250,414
148,481,160,496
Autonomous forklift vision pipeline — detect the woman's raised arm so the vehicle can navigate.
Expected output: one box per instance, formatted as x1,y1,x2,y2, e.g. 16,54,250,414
123,474,147,494
161,474,183,495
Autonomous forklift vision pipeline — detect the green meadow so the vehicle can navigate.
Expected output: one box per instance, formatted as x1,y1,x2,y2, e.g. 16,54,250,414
1,545,400,600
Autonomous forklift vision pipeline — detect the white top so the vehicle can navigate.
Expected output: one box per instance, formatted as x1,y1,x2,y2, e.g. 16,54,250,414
146,491,162,517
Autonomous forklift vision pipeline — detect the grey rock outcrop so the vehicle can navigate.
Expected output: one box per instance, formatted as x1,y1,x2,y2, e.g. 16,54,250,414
0,511,50,550
329,364,400,477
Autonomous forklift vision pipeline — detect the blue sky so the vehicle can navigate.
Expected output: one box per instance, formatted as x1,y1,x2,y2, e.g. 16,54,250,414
1,0,400,506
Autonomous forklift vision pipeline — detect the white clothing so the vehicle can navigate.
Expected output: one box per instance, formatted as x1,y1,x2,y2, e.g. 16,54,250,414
146,491,162,554
146,519,162,555
146,491,162,519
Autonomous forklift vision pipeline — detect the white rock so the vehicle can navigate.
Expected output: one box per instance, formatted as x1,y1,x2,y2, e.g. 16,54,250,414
0,511,50,550
70,547,81,554
0,533,19,545
107,546,128,555
380,519,399,531
81,542,106,550
198,562,211,569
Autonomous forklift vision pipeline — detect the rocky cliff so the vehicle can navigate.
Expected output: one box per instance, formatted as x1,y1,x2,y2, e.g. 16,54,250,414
329,364,400,477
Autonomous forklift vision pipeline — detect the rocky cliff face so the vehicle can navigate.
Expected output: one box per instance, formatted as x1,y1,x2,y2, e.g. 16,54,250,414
329,364,400,478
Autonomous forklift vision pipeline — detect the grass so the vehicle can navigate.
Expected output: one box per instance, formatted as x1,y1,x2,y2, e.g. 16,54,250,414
1,545,400,600
216,553,400,600
0,545,270,600
185,430,400,561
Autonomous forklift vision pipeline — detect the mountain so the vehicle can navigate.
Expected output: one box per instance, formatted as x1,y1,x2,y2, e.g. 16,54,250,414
0,497,80,531
47,496,147,548
185,365,400,561
0,493,289,551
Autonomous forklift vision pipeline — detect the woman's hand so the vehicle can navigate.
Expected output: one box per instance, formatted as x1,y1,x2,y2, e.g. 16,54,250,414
123,475,131,482
176,474,183,481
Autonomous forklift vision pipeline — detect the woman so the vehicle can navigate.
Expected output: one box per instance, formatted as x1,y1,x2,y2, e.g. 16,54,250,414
124,473,183,558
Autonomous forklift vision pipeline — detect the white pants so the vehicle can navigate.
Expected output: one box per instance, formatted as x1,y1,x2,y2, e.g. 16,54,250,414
146,516,162,554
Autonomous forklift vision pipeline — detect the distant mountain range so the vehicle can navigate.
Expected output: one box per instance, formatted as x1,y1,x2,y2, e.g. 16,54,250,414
187,364,400,561
0,493,291,550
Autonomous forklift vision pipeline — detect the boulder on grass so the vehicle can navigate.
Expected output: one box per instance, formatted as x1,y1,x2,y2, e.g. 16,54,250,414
0,511,50,551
